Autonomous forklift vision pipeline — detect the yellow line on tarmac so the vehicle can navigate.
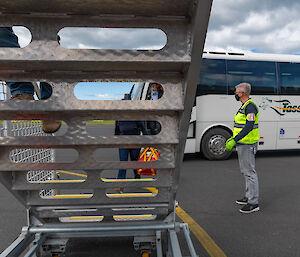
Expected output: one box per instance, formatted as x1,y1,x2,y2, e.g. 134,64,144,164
176,206,227,257
56,170,87,178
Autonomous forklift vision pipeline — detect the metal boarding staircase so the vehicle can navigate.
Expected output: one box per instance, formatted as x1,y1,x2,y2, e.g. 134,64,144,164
0,1,212,256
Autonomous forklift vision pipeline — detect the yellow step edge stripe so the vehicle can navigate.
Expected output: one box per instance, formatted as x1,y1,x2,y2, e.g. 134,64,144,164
101,178,154,182
65,215,153,221
43,177,153,183
53,194,93,199
69,216,104,220
42,180,85,183
176,206,227,257
113,214,153,219
106,193,155,198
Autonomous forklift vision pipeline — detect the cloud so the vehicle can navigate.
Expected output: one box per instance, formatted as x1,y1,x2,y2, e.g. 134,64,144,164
93,94,120,100
205,0,300,54
12,26,32,48
58,28,166,50
11,1,300,54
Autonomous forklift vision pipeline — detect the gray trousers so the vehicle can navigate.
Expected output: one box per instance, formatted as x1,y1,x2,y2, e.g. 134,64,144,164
236,143,259,205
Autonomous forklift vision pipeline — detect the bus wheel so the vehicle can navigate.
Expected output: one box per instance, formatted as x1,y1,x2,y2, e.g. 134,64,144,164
201,128,232,160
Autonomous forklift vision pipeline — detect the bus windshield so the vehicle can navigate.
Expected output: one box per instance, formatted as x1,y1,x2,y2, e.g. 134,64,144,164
131,82,145,100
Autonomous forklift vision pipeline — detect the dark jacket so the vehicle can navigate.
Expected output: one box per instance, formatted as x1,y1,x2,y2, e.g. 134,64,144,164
0,27,19,48
115,121,149,135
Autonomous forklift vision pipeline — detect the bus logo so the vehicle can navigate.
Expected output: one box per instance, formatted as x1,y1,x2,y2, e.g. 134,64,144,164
259,97,300,116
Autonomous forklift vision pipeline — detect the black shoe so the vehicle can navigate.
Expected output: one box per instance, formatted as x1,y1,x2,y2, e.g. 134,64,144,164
239,203,260,214
236,197,248,205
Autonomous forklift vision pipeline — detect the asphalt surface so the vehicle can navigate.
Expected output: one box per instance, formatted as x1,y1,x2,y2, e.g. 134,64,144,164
180,150,300,257
1,125,300,256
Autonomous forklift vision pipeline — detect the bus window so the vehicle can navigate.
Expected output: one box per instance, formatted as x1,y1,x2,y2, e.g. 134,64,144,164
145,83,164,100
227,60,277,95
196,59,227,96
279,62,300,95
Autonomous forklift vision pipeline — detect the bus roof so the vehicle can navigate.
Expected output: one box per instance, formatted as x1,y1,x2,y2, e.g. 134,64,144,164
203,51,300,63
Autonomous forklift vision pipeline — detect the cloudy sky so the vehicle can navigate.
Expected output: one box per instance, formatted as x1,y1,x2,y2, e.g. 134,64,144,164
9,0,300,100
14,0,300,55
206,0,300,54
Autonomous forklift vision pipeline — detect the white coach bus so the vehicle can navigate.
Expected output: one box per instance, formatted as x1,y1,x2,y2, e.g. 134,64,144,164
131,51,300,160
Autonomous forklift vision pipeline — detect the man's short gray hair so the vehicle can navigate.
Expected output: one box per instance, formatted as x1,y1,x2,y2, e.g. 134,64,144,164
235,82,251,95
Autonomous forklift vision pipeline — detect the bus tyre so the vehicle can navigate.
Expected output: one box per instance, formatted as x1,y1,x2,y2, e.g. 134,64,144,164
201,128,232,160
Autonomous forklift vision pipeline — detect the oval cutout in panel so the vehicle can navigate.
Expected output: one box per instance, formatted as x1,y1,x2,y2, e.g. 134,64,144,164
58,27,167,50
93,147,160,162
0,26,31,48
10,148,78,163
143,83,164,100
113,214,156,222
101,170,157,182
59,216,104,223
0,81,53,101
0,119,65,136
86,120,161,136
27,170,59,184
10,148,55,163
40,190,93,200
106,188,158,198
28,170,87,184
74,82,164,101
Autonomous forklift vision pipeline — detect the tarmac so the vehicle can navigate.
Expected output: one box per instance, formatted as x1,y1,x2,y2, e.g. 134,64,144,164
1,125,300,256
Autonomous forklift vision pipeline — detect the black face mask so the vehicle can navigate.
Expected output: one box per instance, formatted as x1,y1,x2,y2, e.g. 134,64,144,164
235,94,240,101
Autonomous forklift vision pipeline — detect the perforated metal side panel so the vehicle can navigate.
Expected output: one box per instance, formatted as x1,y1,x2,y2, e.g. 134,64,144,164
0,0,212,226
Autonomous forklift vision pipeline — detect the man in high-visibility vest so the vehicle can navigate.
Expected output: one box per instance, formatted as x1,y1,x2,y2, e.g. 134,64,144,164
226,82,260,214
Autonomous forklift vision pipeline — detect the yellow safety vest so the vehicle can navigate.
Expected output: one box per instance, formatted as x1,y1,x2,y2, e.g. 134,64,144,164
233,99,259,144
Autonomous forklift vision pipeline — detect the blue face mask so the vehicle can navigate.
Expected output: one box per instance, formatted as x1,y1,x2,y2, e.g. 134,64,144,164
151,91,159,100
